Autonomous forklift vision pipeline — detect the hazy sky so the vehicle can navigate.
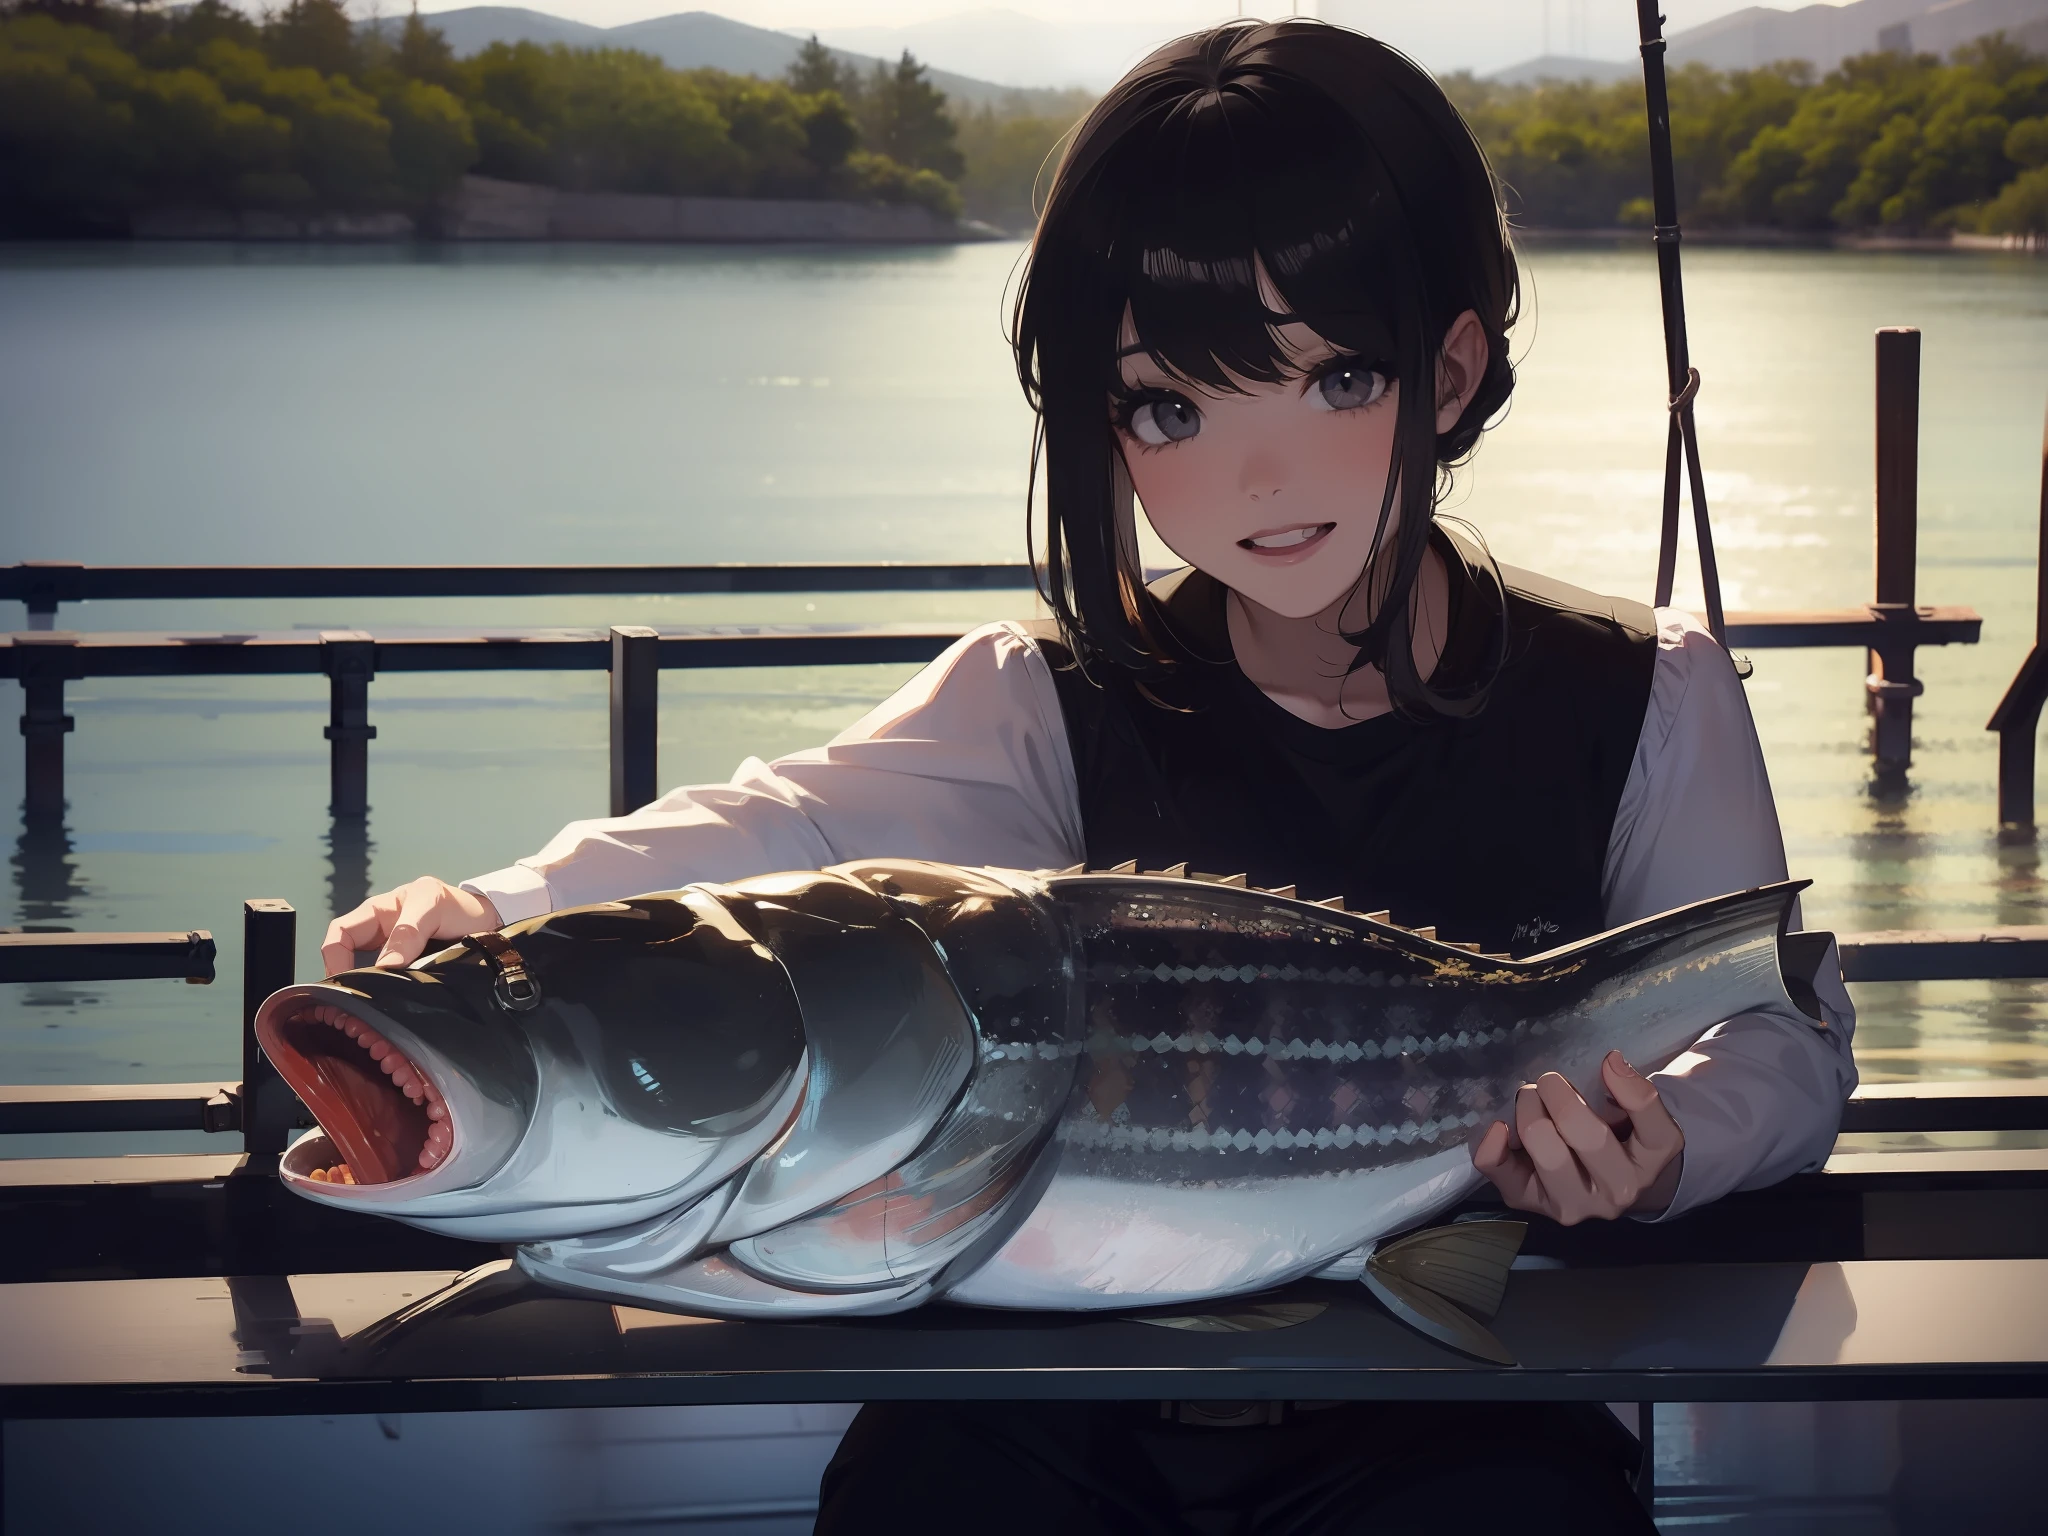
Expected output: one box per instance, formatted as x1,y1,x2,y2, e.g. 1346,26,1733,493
409,3,1843,49
397,3,1861,82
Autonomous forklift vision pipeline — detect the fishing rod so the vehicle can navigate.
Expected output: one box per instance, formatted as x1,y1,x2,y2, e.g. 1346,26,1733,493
1633,1,1741,667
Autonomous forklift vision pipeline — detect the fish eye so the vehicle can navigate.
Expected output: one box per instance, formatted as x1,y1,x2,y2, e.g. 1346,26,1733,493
1121,393,1203,446
1312,360,1389,413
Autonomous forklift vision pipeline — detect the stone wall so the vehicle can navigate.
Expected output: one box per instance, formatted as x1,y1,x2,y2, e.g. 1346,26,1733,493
129,179,998,243
450,176,992,243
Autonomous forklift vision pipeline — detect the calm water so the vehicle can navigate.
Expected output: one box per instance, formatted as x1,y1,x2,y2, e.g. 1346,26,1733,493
4,239,2048,1156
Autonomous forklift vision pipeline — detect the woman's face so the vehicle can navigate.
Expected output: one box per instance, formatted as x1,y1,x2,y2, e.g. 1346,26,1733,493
1113,310,1487,621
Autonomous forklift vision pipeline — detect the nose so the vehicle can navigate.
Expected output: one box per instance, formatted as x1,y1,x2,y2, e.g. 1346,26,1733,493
1237,448,1287,502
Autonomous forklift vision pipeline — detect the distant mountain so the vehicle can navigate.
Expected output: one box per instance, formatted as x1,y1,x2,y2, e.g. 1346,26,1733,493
417,5,603,53
1668,0,2048,72
399,7,1086,113
1485,54,1641,86
800,9,1174,93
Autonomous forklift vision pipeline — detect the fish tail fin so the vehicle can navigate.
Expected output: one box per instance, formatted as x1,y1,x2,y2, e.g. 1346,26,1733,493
1361,1219,1526,1366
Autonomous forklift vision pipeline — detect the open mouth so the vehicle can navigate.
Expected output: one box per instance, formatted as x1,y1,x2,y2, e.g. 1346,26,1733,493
1238,522,1335,559
261,1000,452,1185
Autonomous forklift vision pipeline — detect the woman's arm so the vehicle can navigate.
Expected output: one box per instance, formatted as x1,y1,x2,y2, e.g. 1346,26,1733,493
465,621,1081,921
323,623,1081,972
1600,609,1858,1220
1474,609,1856,1223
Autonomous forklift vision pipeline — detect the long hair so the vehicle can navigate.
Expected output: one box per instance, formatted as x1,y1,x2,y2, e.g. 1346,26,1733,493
1012,19,1519,718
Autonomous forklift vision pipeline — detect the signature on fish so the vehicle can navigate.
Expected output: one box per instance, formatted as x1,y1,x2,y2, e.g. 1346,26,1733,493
1511,916,1560,946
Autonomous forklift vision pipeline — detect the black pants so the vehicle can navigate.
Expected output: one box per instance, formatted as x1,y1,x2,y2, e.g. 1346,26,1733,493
816,1400,1657,1536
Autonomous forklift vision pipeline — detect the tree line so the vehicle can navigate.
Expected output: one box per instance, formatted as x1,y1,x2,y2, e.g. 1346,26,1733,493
1452,34,2048,235
0,0,1086,233
10,4,2039,241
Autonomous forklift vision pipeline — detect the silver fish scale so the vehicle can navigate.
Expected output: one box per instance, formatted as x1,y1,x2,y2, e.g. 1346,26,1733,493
1044,885,1537,1180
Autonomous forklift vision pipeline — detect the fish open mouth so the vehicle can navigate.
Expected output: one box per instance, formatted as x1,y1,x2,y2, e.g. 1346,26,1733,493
259,999,452,1185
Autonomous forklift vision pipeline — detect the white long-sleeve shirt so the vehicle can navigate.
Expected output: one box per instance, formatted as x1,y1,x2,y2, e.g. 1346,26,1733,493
466,610,1856,1222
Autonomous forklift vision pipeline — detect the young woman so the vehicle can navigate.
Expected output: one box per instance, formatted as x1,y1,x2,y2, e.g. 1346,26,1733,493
326,21,1855,1532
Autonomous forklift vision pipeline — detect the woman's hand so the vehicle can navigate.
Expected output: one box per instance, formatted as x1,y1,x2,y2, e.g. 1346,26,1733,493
1472,1051,1684,1224
321,878,503,977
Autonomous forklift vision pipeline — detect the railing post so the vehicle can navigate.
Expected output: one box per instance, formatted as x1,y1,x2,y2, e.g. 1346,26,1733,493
17,561,82,631
1990,395,2048,833
610,625,660,816
14,632,79,819
1869,327,1923,772
241,899,298,1162
320,631,376,817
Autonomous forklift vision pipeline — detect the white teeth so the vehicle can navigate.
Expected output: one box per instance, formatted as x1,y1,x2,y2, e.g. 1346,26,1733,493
302,1008,447,1175
1246,524,1330,550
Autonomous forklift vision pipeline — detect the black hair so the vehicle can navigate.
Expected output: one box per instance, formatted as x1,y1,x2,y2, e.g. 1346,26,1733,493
1012,19,1519,718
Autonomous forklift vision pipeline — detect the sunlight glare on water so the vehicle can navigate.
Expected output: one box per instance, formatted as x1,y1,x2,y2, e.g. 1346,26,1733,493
2,239,2047,1131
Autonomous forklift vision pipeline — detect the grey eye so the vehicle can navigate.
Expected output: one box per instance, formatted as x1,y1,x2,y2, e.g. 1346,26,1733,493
1316,365,1388,412
1129,397,1202,445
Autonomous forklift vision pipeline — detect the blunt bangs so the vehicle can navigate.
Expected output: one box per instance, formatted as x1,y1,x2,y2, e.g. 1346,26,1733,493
1113,84,1405,394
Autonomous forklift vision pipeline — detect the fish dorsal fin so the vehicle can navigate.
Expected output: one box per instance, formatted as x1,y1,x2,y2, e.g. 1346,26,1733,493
1411,925,1438,942
1160,862,1189,878
1362,1220,1526,1366
1361,909,1392,924
1267,885,1297,899
1108,860,1138,874
1313,896,1346,910
1057,863,1087,875
1217,873,1248,887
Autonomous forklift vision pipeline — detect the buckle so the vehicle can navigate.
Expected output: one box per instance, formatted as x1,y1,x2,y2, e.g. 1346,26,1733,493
460,932,542,1012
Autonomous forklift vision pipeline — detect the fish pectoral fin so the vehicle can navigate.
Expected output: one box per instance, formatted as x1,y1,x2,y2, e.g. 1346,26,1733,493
1362,1264,1517,1367
1370,1218,1526,1319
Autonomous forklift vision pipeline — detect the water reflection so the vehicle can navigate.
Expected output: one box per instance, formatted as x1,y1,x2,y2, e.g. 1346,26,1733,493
327,815,373,920
11,815,85,925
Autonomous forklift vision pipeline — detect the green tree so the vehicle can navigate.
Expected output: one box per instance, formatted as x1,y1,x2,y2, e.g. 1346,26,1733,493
785,33,859,104
150,0,260,64
952,94,1089,227
394,3,458,91
264,0,355,81
863,50,962,180
546,47,738,196
381,75,474,211
0,15,141,228
798,90,857,177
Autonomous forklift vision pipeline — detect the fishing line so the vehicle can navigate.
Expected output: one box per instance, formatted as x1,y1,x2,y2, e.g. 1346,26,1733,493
1633,1,1752,680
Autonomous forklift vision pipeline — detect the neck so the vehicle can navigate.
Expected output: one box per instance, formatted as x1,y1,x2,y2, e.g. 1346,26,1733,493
1225,541,1450,729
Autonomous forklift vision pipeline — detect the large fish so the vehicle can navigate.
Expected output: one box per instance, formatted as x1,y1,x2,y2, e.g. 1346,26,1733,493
257,860,1821,1355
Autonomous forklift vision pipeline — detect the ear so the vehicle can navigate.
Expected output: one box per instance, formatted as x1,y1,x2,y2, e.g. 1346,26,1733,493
1434,309,1491,434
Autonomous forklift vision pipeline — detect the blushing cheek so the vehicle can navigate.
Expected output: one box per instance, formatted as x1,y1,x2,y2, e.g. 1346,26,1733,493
1125,448,1235,566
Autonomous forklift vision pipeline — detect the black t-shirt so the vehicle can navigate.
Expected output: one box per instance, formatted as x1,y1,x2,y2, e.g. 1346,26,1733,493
1031,532,1659,958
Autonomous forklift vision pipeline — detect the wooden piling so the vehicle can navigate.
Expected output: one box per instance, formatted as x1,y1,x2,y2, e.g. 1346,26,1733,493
14,633,77,820
610,625,660,817
1869,328,1924,772
320,631,376,818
